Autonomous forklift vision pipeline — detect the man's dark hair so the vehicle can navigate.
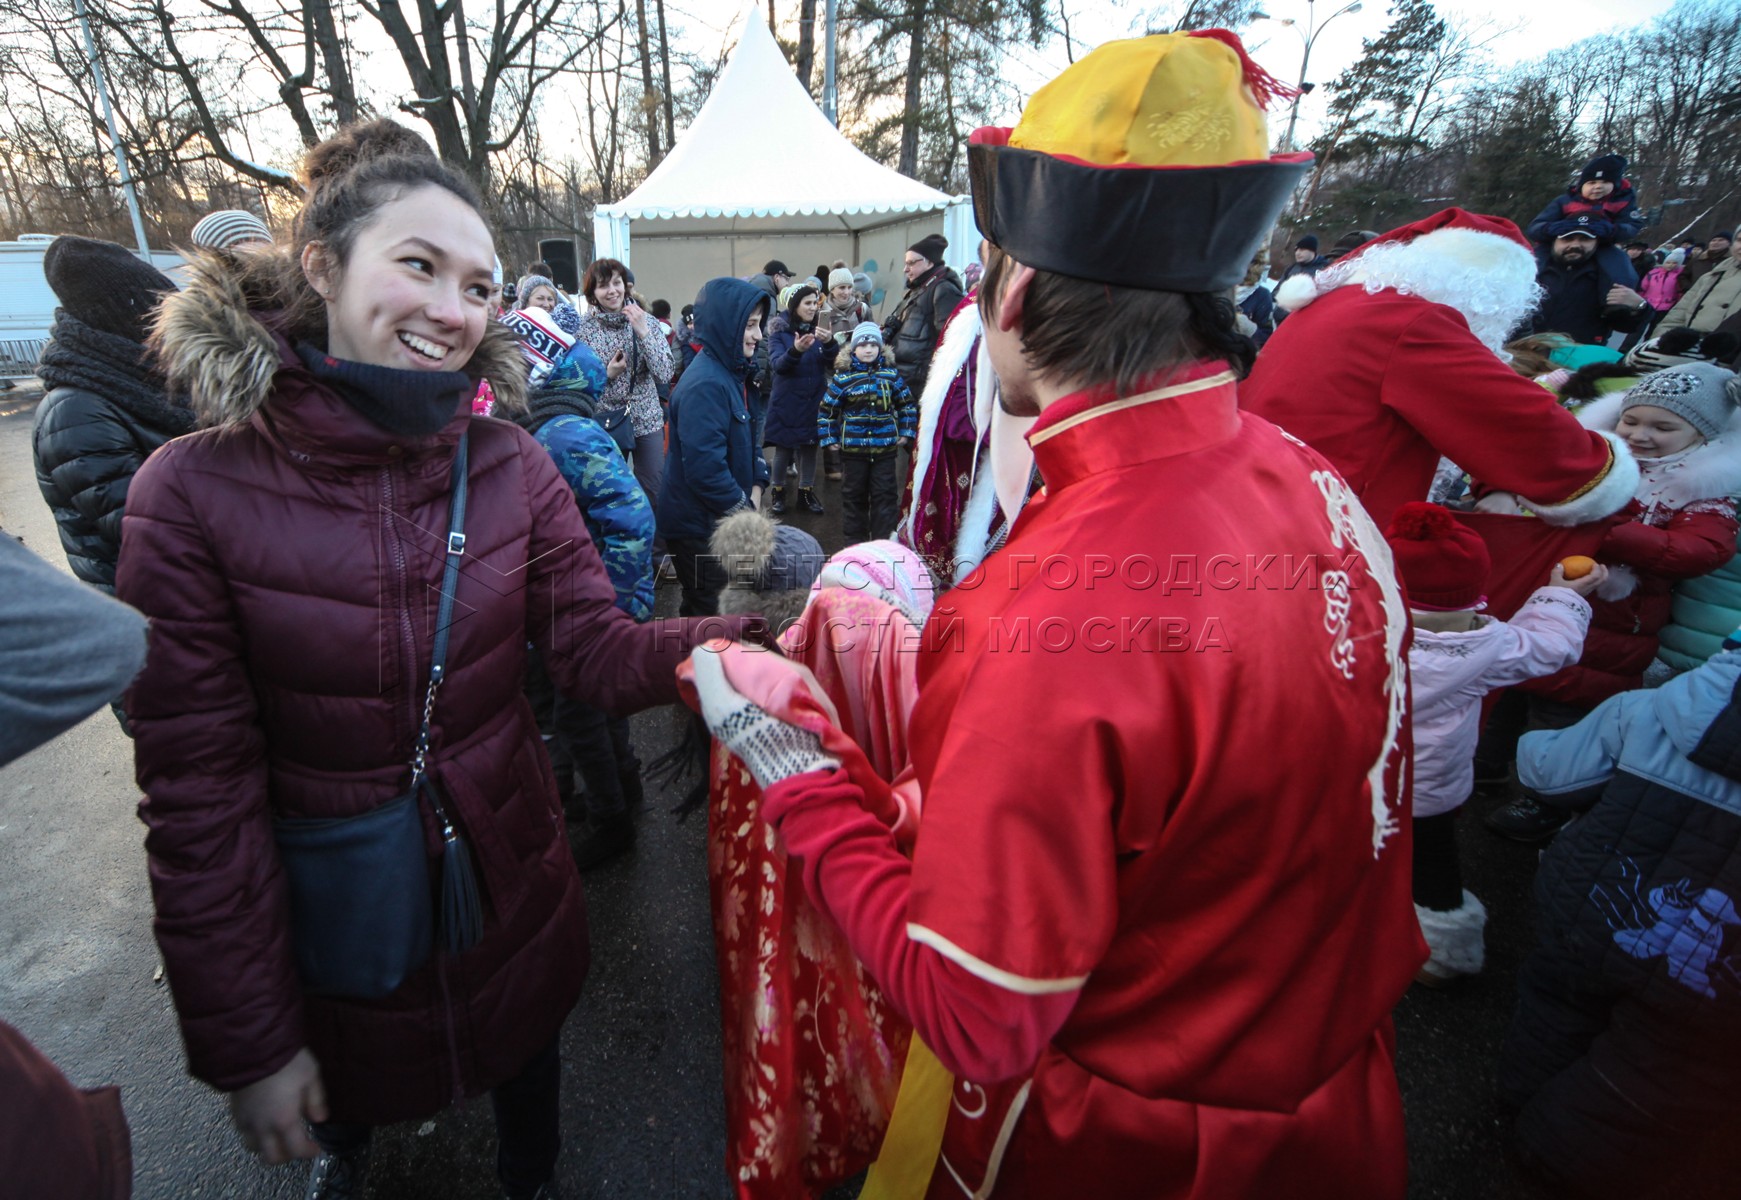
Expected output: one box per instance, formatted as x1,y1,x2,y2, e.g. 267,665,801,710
529,259,554,277
650,299,671,320
977,243,1255,396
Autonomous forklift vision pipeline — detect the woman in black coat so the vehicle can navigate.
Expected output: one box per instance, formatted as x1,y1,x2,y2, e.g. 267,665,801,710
762,284,831,515
32,236,194,593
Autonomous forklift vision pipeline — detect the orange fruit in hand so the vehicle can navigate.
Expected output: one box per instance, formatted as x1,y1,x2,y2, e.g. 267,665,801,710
1560,555,1597,579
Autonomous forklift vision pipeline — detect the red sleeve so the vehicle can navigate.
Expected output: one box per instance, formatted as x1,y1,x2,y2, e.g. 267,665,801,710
1380,305,1635,522
518,433,758,713
764,769,1078,1083
116,442,306,1092
1599,504,1739,580
0,1021,129,1200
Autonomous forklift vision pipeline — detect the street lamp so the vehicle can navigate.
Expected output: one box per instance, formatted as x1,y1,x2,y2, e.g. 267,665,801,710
1274,0,1363,153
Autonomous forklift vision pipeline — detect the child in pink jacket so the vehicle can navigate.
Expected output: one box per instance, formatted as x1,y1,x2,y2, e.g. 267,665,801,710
1386,503,1605,983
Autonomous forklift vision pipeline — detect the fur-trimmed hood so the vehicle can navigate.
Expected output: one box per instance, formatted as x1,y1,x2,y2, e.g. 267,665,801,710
150,249,528,429
1578,387,1741,512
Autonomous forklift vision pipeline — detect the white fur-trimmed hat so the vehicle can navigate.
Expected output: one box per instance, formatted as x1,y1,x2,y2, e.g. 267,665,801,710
1274,207,1535,312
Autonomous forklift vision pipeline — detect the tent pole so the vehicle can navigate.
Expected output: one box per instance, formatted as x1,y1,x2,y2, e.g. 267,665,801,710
822,0,839,125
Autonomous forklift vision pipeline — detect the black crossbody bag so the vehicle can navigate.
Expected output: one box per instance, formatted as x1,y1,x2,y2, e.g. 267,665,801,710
272,433,485,998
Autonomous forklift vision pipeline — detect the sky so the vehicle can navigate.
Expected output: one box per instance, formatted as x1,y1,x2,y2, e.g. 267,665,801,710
684,0,1680,148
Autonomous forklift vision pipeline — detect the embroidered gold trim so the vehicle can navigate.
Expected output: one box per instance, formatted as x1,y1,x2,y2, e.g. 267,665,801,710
1027,369,1239,447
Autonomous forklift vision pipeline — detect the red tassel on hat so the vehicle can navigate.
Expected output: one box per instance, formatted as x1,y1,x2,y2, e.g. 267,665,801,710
1189,28,1301,111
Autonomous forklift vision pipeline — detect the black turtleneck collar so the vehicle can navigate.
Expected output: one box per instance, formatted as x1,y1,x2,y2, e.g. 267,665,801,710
295,342,471,437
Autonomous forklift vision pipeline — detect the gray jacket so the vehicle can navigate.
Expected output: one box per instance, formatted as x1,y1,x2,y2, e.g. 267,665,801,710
0,531,147,766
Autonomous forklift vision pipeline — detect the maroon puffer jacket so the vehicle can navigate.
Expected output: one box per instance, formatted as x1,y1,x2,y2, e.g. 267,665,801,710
116,257,749,1124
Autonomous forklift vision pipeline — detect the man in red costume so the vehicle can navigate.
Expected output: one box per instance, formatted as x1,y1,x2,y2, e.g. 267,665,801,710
1246,208,1640,530
690,29,1425,1199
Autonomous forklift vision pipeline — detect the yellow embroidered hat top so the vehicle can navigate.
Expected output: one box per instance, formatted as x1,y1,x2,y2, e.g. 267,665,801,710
1009,32,1271,167
968,29,1312,291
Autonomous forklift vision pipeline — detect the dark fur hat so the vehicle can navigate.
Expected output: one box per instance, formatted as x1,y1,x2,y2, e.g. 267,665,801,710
711,510,827,633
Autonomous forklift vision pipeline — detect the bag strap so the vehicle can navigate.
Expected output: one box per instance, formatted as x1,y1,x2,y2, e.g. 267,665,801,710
410,430,470,790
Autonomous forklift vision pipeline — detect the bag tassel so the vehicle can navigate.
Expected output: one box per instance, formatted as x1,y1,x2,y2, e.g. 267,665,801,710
440,829,484,954
425,783,484,953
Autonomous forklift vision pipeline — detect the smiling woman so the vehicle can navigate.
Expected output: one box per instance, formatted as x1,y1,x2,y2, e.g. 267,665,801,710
115,119,760,1200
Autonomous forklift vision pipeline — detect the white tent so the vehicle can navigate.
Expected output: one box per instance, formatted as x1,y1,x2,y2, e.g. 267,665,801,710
592,13,977,313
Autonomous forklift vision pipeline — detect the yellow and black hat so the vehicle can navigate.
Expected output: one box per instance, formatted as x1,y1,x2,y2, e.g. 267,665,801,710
968,30,1311,292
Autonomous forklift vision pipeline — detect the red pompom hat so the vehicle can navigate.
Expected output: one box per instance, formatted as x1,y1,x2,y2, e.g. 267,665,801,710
1384,501,1492,611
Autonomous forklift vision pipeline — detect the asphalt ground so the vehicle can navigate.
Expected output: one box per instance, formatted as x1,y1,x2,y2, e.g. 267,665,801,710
1,396,1727,1197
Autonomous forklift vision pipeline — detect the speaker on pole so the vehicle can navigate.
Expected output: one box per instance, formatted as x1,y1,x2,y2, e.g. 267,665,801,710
539,239,580,293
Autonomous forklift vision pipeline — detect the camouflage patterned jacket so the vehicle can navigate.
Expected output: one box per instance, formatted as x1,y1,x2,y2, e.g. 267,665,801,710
532,415,655,621
514,348,656,621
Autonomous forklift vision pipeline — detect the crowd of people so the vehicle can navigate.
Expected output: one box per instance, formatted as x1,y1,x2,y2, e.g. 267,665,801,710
3,23,1739,1200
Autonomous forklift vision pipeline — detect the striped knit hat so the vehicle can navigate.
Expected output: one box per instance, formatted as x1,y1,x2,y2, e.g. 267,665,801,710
189,210,273,250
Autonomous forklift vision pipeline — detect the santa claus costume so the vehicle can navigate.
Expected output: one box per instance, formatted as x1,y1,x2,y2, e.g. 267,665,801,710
1245,208,1640,531
688,28,1425,1199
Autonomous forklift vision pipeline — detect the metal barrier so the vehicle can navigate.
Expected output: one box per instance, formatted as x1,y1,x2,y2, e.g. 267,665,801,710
0,338,45,377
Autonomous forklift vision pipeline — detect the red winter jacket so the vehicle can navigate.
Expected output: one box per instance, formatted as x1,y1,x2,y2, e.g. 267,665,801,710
1523,498,1739,707
116,258,751,1124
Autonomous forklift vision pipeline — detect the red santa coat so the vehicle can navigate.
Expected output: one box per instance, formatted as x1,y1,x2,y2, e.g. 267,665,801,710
901,365,1424,1197
1242,287,1637,530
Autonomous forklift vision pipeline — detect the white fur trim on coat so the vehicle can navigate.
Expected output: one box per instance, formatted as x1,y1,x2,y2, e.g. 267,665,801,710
1273,272,1320,312
1525,431,1642,526
899,304,983,544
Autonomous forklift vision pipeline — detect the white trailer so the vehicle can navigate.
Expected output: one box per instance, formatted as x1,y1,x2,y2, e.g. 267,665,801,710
0,235,184,377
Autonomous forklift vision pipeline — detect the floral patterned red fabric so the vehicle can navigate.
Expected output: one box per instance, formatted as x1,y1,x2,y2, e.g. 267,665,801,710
703,587,929,1198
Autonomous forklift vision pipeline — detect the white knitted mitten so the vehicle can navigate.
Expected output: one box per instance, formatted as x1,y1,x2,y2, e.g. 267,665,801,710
690,644,840,790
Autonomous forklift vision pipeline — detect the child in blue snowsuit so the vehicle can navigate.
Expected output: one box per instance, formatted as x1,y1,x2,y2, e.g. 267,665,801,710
510,341,656,868
1501,629,1741,1198
818,322,917,541
1527,152,1648,303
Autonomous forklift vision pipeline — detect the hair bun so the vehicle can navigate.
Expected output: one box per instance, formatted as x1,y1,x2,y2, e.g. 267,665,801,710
299,119,436,191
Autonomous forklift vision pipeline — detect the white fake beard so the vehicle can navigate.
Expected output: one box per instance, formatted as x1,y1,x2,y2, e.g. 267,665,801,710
1317,240,1544,359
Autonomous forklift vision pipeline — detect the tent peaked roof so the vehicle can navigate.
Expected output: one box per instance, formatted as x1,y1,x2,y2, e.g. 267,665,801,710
597,13,959,227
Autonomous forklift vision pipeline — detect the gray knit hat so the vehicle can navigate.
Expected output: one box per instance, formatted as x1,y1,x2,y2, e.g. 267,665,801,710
189,209,273,250
1622,363,1741,441
851,321,883,349
517,274,558,305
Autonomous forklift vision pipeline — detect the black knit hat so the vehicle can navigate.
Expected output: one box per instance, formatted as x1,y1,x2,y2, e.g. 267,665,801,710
1295,234,1319,252
43,236,175,343
908,234,948,266
1578,154,1626,185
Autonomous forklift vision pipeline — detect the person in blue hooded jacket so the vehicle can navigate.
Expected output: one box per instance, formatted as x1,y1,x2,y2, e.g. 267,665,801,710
1501,631,1741,1198
659,277,771,616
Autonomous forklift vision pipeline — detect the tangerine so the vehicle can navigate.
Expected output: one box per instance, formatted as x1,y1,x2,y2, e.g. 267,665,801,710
1560,555,1597,579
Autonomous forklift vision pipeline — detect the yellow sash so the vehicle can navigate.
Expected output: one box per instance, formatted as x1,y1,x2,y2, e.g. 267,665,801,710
860,1036,954,1199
